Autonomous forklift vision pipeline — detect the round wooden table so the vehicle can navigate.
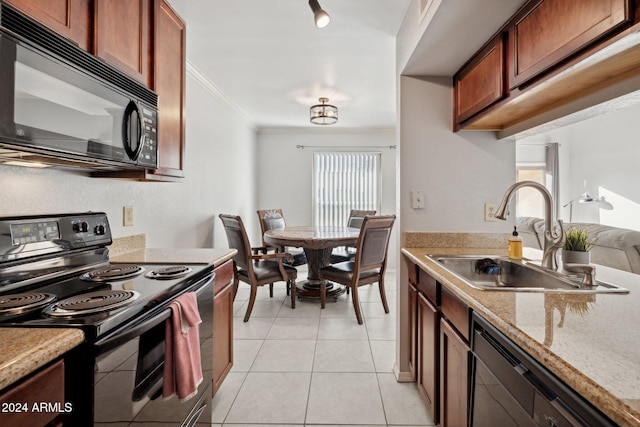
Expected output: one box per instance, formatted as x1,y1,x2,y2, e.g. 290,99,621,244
264,226,360,302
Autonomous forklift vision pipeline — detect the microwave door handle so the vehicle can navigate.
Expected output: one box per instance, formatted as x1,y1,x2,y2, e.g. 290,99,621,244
123,100,143,161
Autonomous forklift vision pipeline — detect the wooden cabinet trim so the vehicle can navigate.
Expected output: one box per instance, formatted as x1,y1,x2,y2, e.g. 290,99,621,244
214,260,234,296
213,259,234,396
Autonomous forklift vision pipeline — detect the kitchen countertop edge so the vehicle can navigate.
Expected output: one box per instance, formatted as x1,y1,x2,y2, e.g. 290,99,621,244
110,248,237,267
0,328,85,392
402,246,640,427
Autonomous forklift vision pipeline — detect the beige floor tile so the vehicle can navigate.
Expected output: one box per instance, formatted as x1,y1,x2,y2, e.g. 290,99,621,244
370,340,396,373
231,339,263,372
365,316,397,340
377,373,434,426
278,297,322,318
318,316,369,340
251,339,316,372
313,339,375,372
224,372,310,424
212,371,247,423
233,317,274,340
306,372,386,425
266,316,319,340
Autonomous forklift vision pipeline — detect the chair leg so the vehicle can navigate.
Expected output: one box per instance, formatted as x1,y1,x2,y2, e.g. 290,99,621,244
269,283,274,297
290,279,296,309
320,281,326,309
351,285,363,324
378,277,389,314
286,281,290,296
244,284,258,322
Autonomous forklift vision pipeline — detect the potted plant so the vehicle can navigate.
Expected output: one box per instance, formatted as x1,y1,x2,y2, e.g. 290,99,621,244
562,226,593,265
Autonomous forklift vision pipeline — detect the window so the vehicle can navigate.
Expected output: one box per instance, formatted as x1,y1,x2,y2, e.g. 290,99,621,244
313,152,381,227
516,167,545,218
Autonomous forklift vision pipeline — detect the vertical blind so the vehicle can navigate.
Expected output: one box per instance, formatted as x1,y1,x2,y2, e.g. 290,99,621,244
313,152,381,227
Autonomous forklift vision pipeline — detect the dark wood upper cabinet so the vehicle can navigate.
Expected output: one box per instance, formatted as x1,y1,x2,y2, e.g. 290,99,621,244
454,33,506,127
508,0,631,89
94,0,153,86
151,0,186,179
4,0,92,50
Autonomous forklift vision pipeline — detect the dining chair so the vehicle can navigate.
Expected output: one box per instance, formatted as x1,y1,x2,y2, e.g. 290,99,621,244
257,209,307,269
219,214,297,322
318,214,395,324
330,209,377,264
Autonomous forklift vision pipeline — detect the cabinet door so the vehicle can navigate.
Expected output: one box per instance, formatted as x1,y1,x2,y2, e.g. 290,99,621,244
454,33,506,126
509,0,630,89
151,0,186,179
417,292,439,423
213,260,234,395
440,318,470,427
5,0,92,50
408,282,417,379
95,0,152,85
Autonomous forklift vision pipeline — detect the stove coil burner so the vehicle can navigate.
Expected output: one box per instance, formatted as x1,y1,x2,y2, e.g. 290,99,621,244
145,265,193,280
44,290,140,317
0,293,56,316
80,264,145,282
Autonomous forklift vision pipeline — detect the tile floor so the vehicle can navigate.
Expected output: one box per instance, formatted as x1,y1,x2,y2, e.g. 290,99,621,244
212,267,435,427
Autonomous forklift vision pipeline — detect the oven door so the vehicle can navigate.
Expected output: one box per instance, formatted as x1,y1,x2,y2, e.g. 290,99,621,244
91,273,214,426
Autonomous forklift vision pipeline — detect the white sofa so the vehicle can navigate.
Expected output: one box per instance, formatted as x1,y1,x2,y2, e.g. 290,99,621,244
516,217,640,274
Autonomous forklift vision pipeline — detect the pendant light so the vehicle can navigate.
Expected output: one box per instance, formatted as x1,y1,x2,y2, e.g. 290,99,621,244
309,0,331,29
310,97,338,125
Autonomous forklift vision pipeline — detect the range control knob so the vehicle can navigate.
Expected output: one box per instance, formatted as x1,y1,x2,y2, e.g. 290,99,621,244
95,224,106,236
74,221,89,233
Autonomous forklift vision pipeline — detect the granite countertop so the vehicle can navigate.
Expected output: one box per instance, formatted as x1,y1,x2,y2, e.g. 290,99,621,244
110,248,236,267
0,328,84,391
403,245,640,426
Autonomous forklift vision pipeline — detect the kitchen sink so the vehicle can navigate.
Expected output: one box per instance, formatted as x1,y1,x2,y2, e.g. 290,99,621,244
427,254,629,293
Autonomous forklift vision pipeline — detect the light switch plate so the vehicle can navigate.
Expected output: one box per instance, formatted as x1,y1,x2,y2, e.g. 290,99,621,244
123,206,134,226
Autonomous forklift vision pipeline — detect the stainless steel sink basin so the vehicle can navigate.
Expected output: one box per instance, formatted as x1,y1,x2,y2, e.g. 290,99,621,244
427,254,629,293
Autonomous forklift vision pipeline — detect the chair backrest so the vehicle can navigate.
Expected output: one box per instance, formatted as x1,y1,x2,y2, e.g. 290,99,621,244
219,214,253,271
354,215,395,273
257,209,287,246
347,209,376,229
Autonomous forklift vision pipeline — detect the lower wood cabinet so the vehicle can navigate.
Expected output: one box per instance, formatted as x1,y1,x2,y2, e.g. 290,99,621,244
417,291,439,423
407,258,471,427
440,318,470,427
0,359,65,427
213,260,234,396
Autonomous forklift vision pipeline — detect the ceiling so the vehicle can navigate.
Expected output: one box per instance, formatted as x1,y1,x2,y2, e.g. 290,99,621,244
169,0,527,130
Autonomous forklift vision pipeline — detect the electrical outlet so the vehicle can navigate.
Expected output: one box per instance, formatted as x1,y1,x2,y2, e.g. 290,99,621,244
484,203,497,222
123,206,134,226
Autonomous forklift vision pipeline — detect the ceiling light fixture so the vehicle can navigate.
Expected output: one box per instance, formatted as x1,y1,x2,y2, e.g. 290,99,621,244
309,0,331,29
310,97,338,125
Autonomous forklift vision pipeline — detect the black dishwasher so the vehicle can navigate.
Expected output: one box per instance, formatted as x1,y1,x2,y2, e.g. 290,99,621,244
470,313,616,427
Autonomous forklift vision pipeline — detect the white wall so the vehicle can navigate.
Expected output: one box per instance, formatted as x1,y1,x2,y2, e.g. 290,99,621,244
255,128,398,268
0,73,258,249
517,105,640,230
399,76,516,233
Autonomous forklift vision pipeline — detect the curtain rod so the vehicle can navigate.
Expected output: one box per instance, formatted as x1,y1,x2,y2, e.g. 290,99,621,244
296,145,396,149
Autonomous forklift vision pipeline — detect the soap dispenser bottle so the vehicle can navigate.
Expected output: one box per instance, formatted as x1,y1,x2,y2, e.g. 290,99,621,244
508,226,523,260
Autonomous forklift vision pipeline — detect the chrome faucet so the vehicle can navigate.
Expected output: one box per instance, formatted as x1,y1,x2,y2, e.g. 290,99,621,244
494,181,564,270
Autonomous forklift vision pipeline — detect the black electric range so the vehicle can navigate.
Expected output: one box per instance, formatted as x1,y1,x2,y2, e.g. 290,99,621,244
0,212,214,426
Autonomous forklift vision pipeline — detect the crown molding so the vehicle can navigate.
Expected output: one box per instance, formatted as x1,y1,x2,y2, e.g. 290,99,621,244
186,60,257,130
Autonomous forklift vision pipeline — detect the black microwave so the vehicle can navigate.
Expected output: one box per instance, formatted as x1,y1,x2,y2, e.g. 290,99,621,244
0,4,158,171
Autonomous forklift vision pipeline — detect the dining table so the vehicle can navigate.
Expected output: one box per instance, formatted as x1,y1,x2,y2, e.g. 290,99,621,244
263,225,360,302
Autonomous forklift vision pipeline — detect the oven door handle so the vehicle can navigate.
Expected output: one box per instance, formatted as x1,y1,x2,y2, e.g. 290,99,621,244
94,272,214,352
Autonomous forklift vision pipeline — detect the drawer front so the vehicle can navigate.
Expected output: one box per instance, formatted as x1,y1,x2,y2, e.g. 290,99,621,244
417,268,439,306
0,359,64,427
214,260,234,296
441,286,470,341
